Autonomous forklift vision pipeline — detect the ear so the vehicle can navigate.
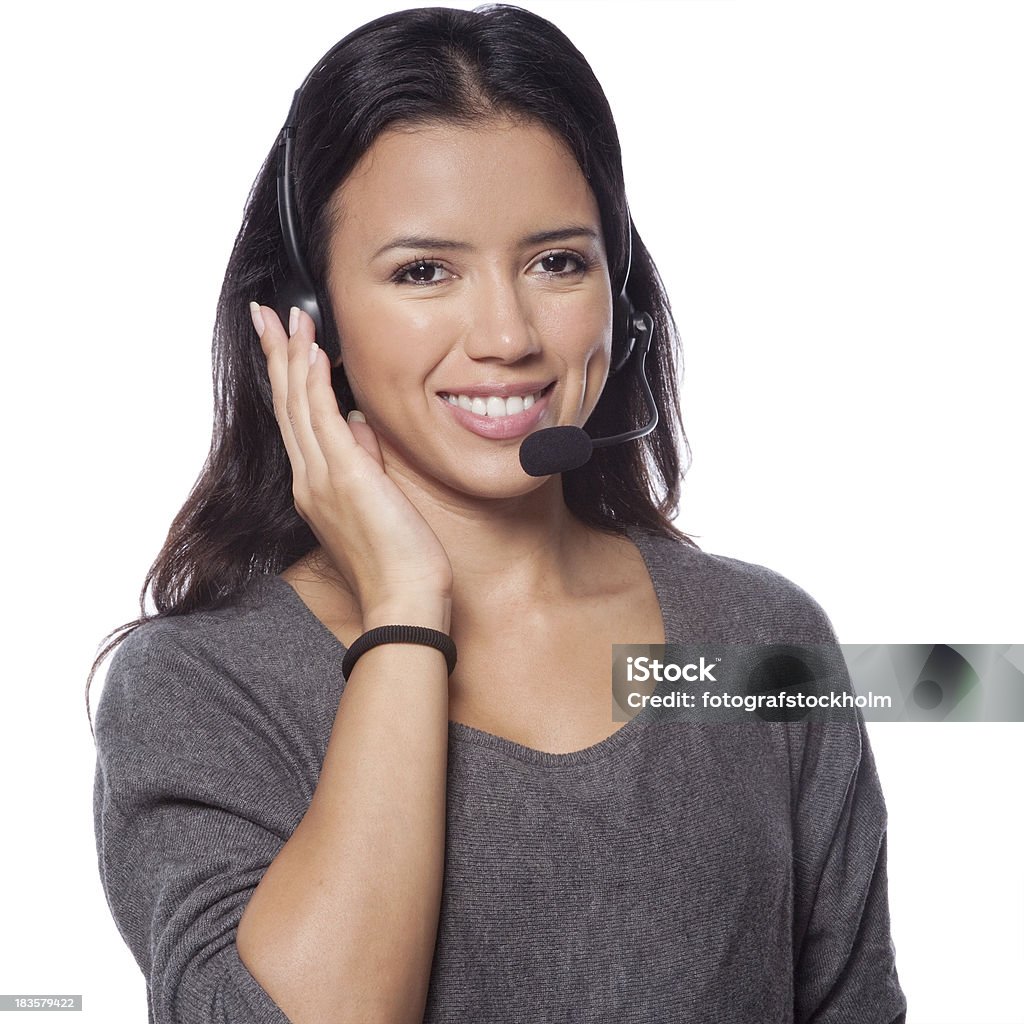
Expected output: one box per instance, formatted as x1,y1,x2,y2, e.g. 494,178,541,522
329,335,348,373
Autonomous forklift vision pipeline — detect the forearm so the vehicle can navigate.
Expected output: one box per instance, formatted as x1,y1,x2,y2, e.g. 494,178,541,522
237,597,451,1024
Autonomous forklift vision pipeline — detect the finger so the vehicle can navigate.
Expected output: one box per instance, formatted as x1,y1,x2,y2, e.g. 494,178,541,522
345,412,386,470
253,304,307,479
305,343,373,469
284,308,329,478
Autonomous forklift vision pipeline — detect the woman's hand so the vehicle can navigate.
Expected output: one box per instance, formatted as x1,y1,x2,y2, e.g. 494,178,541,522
250,302,454,619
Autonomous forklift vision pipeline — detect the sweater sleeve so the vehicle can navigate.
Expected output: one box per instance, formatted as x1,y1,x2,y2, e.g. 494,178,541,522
787,624,908,1023
92,624,306,1024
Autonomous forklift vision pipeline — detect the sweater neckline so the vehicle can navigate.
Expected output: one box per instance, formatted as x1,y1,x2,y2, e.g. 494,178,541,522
261,522,671,767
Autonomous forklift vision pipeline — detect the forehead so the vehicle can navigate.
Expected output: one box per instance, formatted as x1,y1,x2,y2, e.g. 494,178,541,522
328,119,602,248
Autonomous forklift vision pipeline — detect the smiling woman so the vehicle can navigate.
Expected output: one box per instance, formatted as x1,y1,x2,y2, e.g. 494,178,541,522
88,5,906,1024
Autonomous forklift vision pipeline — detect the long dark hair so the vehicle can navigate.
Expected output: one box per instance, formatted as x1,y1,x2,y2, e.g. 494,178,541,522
86,3,698,734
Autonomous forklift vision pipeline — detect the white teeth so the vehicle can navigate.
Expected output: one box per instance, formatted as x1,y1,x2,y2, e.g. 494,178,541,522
443,388,546,418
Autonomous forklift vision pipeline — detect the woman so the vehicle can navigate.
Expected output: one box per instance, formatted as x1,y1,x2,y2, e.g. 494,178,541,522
90,5,907,1023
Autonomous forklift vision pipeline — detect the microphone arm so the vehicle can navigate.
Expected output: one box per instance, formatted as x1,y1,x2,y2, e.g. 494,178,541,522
518,311,658,477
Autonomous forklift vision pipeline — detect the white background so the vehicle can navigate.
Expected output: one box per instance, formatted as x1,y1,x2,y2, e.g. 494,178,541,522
1,1,1021,1021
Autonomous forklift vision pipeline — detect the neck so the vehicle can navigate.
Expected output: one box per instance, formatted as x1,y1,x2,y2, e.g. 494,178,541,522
382,455,591,614
292,445,616,624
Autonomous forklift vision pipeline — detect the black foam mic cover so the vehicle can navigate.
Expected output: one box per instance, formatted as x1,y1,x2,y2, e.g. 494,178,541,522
519,426,594,477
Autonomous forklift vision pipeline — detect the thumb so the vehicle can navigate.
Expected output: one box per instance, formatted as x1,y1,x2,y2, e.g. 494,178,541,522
346,410,385,469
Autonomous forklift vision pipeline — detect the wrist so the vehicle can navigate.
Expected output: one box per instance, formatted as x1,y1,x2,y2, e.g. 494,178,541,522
361,595,452,634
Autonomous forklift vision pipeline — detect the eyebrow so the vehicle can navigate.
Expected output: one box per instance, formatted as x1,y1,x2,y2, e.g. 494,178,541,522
371,224,602,261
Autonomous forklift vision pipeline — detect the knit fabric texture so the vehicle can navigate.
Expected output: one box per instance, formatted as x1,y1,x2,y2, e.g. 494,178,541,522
92,522,908,1023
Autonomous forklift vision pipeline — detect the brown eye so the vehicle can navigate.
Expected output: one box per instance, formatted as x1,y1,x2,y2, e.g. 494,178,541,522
408,261,438,283
537,251,588,276
391,259,451,286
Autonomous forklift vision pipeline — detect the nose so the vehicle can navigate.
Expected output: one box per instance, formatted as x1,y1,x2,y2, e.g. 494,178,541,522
460,272,543,364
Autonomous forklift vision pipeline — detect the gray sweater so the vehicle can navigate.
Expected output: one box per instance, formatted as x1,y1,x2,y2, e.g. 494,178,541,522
92,522,907,1023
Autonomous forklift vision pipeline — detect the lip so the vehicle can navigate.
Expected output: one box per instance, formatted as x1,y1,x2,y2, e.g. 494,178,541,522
437,380,553,400
437,384,554,440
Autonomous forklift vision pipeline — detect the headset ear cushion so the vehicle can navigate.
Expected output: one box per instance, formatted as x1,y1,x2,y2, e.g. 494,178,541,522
609,289,637,376
272,274,330,354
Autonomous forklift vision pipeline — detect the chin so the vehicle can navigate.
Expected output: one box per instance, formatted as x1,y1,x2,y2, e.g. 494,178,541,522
433,452,556,500
455,469,553,500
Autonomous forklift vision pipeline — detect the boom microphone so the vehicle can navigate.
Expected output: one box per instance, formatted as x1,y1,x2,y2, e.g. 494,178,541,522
518,311,658,476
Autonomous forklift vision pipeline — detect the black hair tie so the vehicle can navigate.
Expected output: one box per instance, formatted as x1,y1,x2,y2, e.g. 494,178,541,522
341,625,458,679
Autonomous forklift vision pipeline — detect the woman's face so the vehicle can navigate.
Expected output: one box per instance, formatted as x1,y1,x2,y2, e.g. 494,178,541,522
324,117,612,499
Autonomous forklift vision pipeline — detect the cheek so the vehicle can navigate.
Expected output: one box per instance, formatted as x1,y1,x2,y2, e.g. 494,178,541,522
337,301,449,400
528,279,608,341
560,292,612,411
556,292,613,361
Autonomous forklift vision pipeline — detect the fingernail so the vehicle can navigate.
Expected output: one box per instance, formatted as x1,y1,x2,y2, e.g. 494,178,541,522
347,410,366,423
308,342,319,367
249,301,265,338
289,306,299,336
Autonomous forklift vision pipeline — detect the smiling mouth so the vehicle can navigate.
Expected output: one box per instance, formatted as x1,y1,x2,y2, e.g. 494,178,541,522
438,382,554,419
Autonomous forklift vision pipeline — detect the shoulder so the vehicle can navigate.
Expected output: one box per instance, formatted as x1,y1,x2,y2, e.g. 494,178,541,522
93,575,324,762
625,523,839,643
98,578,268,702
